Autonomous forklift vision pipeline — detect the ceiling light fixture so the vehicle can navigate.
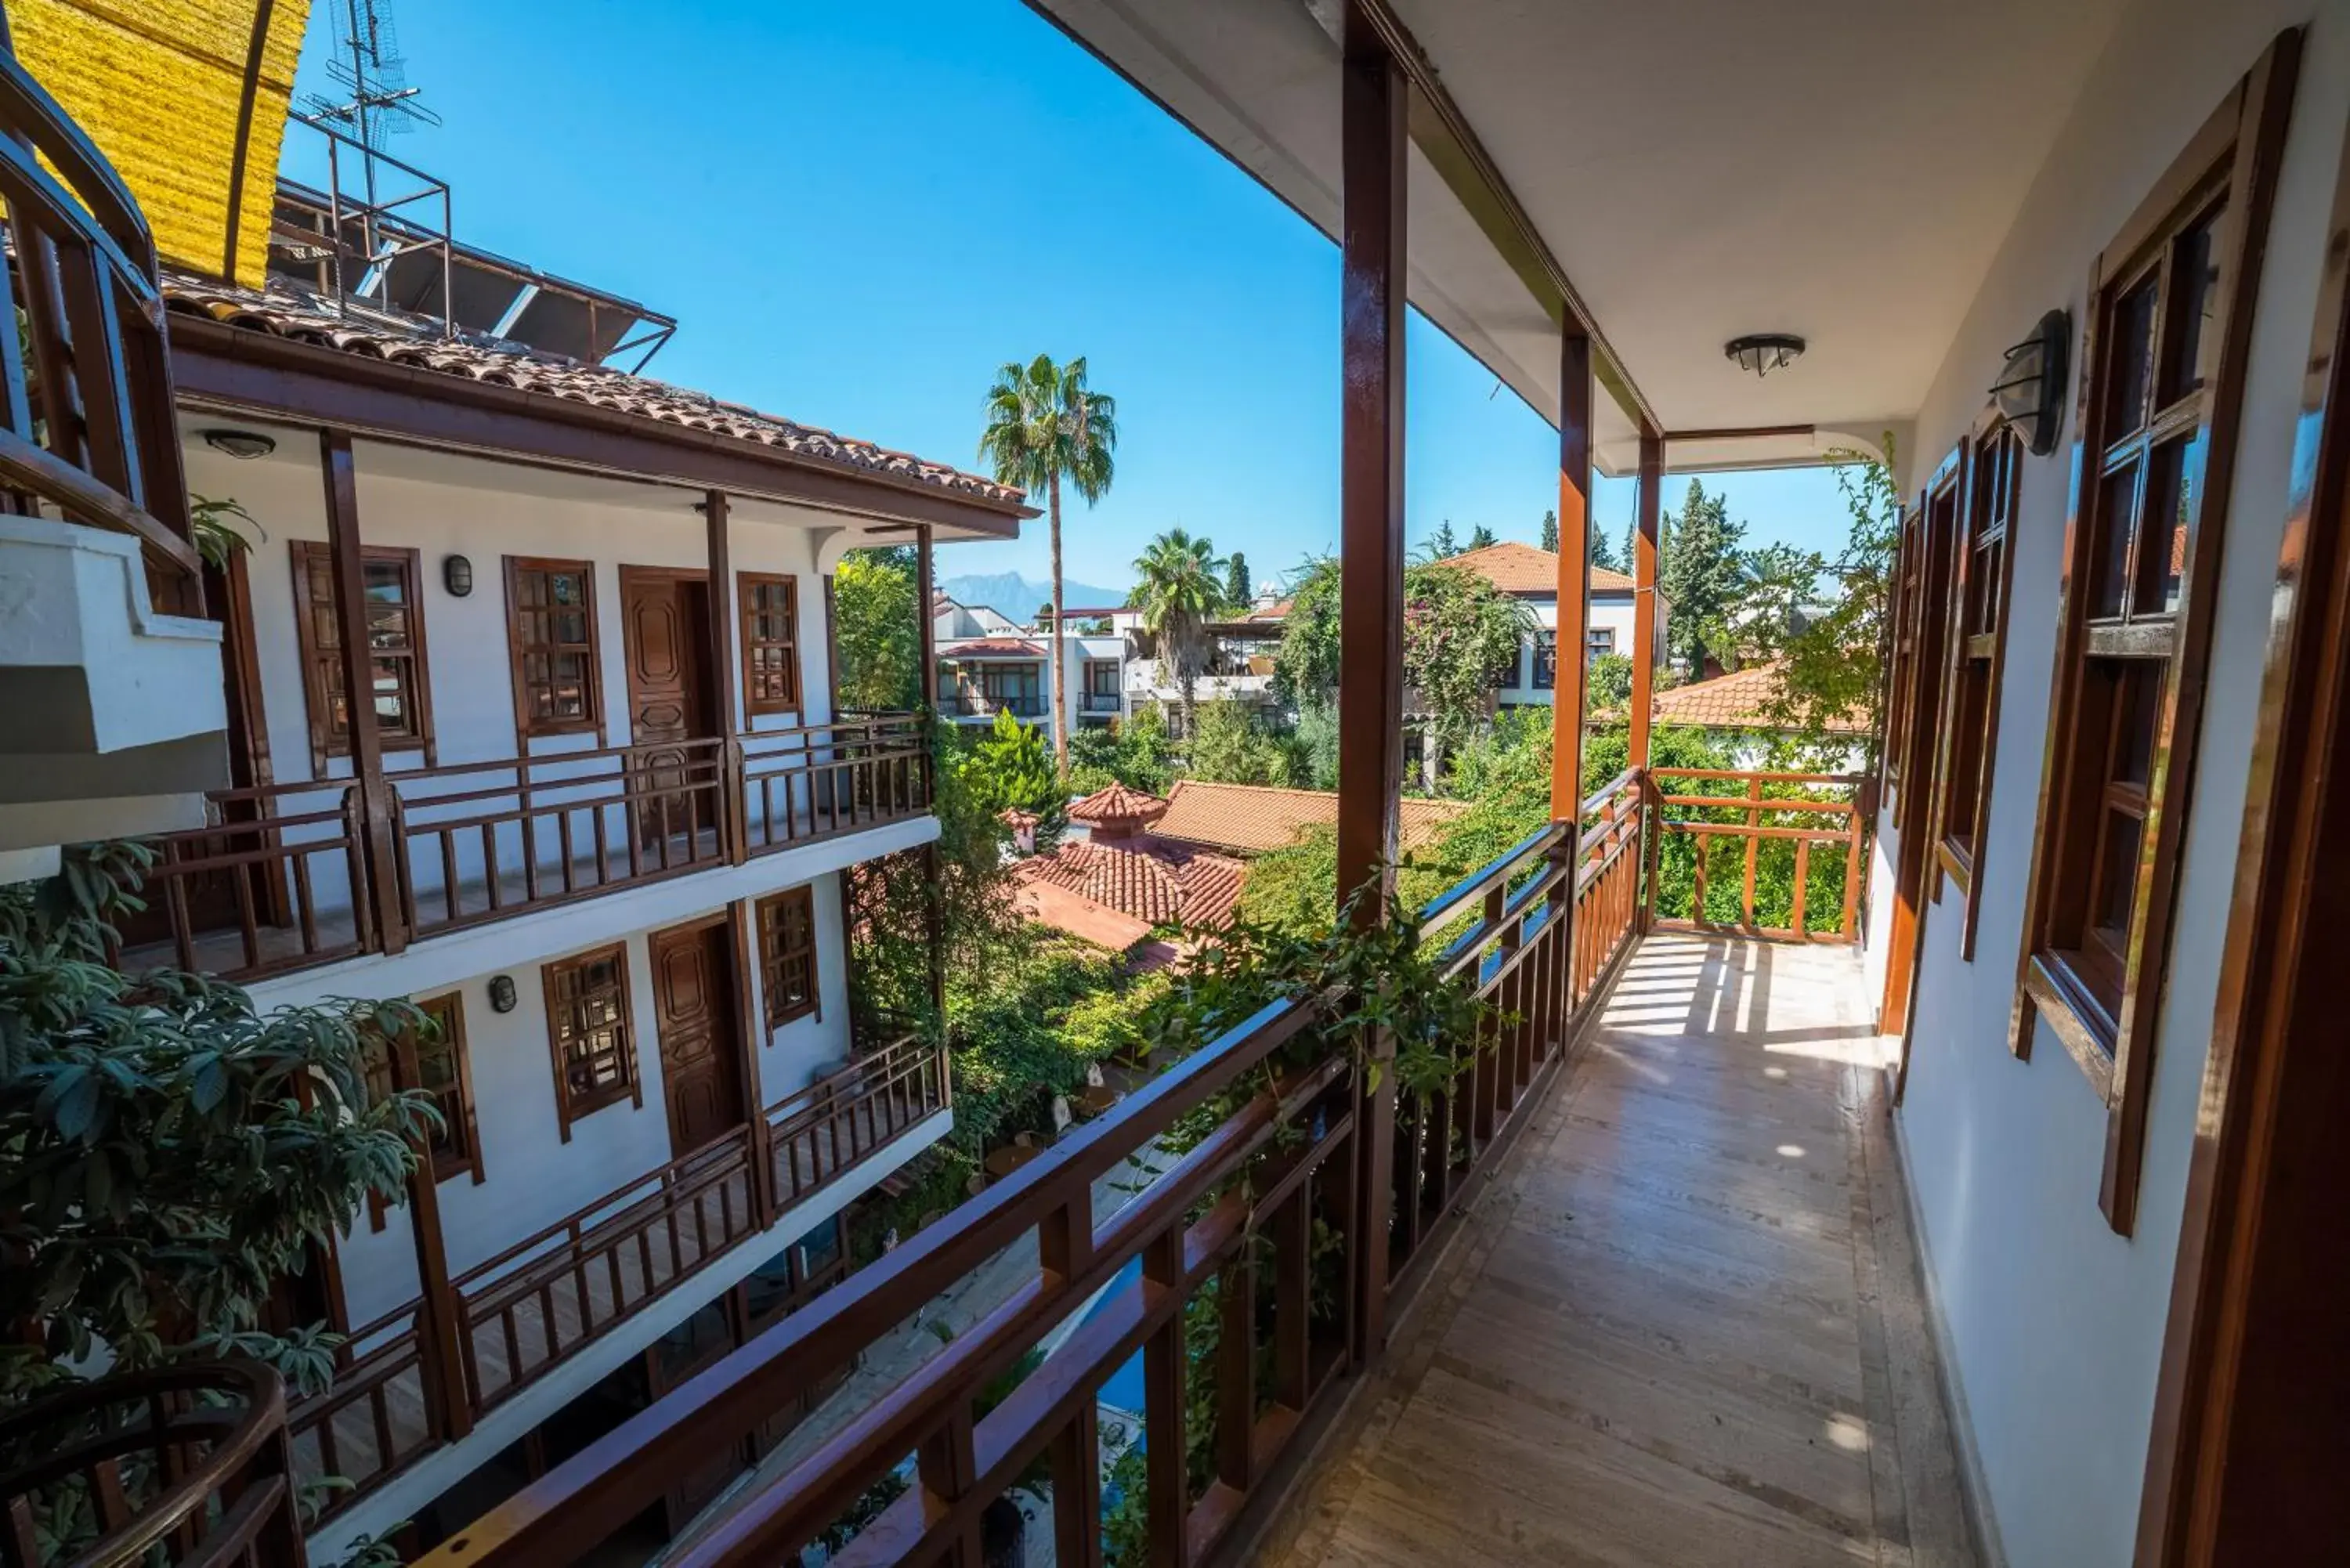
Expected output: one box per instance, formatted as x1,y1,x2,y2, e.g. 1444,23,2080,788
201,428,277,460
1724,334,1806,378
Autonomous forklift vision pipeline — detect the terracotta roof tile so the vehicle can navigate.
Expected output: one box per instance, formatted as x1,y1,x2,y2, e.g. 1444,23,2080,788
160,273,1025,507
942,638,1047,658
1153,781,1464,858
1068,781,1169,833
1013,879,1155,952
1011,839,1247,930
1647,663,1870,732
1444,540,1636,595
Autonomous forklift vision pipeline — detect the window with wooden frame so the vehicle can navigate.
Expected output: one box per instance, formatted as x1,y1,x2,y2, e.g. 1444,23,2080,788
504,557,602,739
739,572,802,715
289,540,435,770
544,943,641,1138
1531,629,1557,689
1881,502,1924,791
361,992,483,1227
1586,626,1617,659
757,885,819,1029
2010,35,2294,1236
1930,417,2025,957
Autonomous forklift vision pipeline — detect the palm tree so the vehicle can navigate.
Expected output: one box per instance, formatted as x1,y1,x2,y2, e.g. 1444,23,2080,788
978,355,1118,773
1131,528,1227,742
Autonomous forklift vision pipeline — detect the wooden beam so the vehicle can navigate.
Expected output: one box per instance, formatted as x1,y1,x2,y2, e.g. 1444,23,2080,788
916,525,946,1024
704,490,749,865
319,429,407,956
1335,1,1408,928
1550,331,1593,820
1627,430,1663,771
1337,0,1406,1375
1661,424,1817,443
388,1026,474,1442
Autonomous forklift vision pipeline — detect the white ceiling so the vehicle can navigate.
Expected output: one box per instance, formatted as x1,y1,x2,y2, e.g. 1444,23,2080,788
1035,0,2130,472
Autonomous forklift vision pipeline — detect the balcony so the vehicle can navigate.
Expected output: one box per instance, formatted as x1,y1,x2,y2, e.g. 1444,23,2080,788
111,714,931,983
0,42,226,874
1080,691,1123,715
289,1033,949,1530
949,693,1045,720
318,765,1956,1568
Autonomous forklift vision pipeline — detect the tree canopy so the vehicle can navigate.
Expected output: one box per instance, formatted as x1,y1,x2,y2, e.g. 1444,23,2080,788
1658,479,1748,674
1223,551,1251,609
1130,529,1227,739
978,354,1117,772
1748,445,1900,767
833,547,922,713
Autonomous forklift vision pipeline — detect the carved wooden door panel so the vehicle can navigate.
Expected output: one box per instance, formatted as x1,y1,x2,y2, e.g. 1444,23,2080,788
649,917,746,1160
620,568,714,850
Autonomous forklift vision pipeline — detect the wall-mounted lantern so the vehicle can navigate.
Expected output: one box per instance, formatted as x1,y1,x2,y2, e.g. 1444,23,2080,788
201,428,277,460
1991,308,2071,456
487,974,518,1013
444,555,474,598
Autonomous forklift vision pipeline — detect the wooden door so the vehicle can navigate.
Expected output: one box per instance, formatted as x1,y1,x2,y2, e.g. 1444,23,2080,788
649,917,747,1159
620,568,717,847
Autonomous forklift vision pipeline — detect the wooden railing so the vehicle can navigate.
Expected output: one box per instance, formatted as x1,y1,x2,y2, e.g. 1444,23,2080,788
742,716,931,856
0,34,202,615
287,1303,439,1522
110,781,371,980
1646,768,1871,941
453,1128,763,1414
410,805,1650,1568
392,737,731,938
765,1033,950,1209
0,1363,302,1568
118,716,933,983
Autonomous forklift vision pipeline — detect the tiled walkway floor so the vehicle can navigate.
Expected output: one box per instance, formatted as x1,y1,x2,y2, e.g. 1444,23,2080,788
1264,934,1979,1568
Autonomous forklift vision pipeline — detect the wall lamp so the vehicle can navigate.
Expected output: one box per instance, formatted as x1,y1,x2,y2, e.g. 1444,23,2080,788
1991,308,2072,456
201,428,277,460
487,974,518,1013
444,554,474,598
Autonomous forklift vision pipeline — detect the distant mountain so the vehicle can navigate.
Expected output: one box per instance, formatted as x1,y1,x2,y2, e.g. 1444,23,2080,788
940,570,1129,621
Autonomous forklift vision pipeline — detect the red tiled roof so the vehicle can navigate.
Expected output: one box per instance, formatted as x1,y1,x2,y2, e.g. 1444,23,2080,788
1446,540,1636,595
1014,878,1156,952
1153,780,1464,857
161,273,1025,507
942,638,1046,658
1068,781,1170,834
1648,663,1871,733
1011,838,1247,930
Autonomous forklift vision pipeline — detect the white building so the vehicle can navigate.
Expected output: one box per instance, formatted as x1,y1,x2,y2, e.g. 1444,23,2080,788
934,596,1131,733
1438,540,1668,710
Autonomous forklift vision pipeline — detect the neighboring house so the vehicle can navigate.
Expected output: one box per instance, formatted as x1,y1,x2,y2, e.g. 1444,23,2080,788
1441,540,1668,710
1152,779,1464,860
935,618,1128,733
1645,662,1872,769
0,71,1033,1552
1011,784,1247,952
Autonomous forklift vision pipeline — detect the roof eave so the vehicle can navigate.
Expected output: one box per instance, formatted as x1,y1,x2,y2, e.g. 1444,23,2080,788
167,315,1040,537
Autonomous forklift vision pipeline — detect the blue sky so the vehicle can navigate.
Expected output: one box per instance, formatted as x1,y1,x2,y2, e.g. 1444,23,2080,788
283,0,1849,594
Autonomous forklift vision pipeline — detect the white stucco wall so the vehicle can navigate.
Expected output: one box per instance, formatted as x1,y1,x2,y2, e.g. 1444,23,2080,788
1493,591,1643,706
1867,4,2350,1563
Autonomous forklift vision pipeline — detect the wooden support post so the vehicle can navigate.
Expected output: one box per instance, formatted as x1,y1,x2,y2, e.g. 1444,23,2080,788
320,430,407,956
389,1030,474,1440
1336,0,1407,1370
704,490,748,865
916,524,938,717
729,900,776,1228
1627,428,1664,773
1551,330,1593,819
916,526,947,1025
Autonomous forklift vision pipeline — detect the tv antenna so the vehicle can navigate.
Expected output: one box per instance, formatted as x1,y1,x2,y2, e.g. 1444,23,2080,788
302,0,440,163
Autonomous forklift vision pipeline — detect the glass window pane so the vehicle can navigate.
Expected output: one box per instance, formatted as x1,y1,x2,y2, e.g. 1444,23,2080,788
2093,809,2143,943
2113,662,2162,790
2093,463,2138,620
2160,203,2227,406
2134,435,2194,616
2108,273,2160,433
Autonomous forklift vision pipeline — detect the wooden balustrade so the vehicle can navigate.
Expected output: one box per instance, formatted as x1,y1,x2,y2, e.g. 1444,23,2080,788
0,37,202,614
741,717,931,855
287,1303,440,1523
390,736,732,938
118,716,932,984
0,1363,302,1568
1647,768,1871,941
765,1033,949,1209
452,1127,762,1414
110,781,372,979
